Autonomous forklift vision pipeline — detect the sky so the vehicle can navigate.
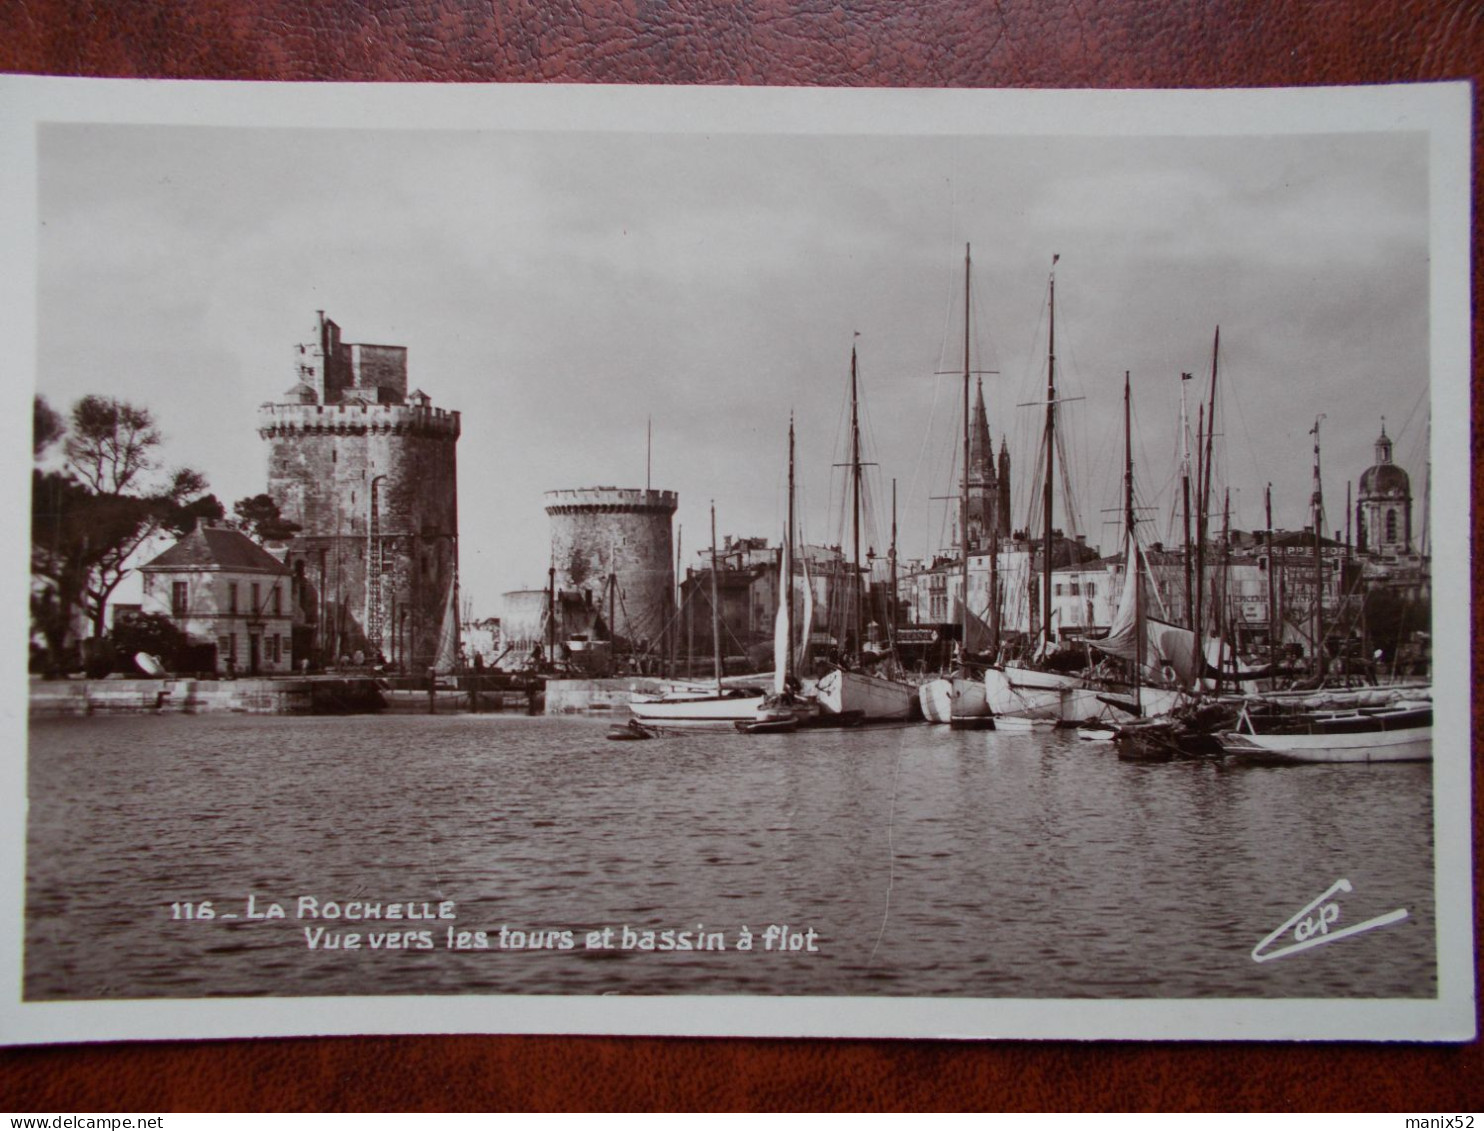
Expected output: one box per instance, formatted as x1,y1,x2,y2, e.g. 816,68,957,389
34,118,1431,617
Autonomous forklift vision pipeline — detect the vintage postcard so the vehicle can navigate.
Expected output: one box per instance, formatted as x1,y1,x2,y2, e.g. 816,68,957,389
0,77,1472,1043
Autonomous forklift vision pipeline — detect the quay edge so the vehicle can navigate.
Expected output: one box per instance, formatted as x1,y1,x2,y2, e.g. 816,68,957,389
28,677,386,717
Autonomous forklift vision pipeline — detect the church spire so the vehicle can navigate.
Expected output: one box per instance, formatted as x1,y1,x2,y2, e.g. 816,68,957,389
962,379,1001,551
967,376,994,483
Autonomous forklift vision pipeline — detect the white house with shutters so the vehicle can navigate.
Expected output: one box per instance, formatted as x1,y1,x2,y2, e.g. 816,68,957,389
140,526,294,675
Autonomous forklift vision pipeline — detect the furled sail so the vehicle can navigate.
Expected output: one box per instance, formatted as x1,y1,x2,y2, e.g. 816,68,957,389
795,554,814,673
433,574,460,674
1093,532,1201,687
954,595,994,654
1098,533,1141,661
773,580,789,695
1149,619,1202,687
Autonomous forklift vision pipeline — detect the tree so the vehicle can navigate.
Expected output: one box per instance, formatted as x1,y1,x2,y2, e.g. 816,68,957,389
232,494,302,544
33,396,64,459
65,395,160,494
160,470,225,537
30,395,219,654
30,396,82,671
32,470,89,669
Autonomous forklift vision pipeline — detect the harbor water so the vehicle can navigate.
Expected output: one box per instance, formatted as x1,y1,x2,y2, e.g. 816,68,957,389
25,714,1436,1000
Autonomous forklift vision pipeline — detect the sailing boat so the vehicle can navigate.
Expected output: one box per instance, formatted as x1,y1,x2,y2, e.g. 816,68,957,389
815,345,922,722
1088,373,1194,718
631,423,817,731
920,244,994,727
628,501,769,729
740,415,819,733
980,257,1113,723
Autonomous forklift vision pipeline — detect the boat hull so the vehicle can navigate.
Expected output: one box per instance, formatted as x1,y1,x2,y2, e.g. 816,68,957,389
984,665,1182,723
919,675,990,725
734,717,799,734
919,679,952,724
982,665,1107,722
629,694,767,729
1218,724,1432,764
992,715,1058,733
817,669,920,721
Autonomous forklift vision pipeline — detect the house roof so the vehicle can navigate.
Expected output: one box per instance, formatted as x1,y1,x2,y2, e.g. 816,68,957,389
1268,529,1344,551
141,526,290,575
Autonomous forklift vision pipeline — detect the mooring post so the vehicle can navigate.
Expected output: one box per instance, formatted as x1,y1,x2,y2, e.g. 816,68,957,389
427,667,437,715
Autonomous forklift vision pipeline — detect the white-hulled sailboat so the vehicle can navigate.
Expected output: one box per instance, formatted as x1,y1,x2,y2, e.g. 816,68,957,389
981,256,1110,723
919,244,995,727
815,345,921,722
1087,373,1197,720
738,415,819,733
628,502,768,730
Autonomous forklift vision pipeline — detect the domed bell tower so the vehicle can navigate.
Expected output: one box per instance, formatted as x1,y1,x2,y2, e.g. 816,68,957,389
1356,421,1412,555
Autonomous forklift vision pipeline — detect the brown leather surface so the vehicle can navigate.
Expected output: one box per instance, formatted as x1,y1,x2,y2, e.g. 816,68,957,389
2,0,1481,1112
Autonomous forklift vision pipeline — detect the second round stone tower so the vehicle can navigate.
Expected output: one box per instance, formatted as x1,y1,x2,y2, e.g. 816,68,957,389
545,487,678,656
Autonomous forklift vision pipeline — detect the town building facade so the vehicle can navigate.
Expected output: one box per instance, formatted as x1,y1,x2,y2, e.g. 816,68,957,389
139,527,294,675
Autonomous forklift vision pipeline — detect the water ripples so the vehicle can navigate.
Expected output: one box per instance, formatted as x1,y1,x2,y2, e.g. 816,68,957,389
25,713,1435,1001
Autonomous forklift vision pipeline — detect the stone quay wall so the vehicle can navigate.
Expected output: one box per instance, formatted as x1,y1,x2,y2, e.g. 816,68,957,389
29,678,387,716
543,677,670,715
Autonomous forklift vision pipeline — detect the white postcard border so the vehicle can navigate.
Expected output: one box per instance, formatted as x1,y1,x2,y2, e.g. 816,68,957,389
0,76,1473,1044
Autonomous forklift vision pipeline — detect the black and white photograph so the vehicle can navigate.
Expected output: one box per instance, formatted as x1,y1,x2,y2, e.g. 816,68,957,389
2,78,1472,1043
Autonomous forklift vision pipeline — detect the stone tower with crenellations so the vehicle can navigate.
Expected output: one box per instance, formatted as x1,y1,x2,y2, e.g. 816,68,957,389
258,312,460,670
545,487,678,656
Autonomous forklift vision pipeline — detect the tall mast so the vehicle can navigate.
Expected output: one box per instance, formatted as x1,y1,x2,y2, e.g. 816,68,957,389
546,561,556,668
1194,403,1205,645
1180,371,1194,628
1042,257,1058,654
990,477,1001,654
1193,323,1216,679
1217,486,1230,693
1124,371,1141,696
671,524,681,676
1201,328,1220,534
1310,415,1327,680
889,476,898,651
1265,484,1277,675
1345,480,1352,558
850,345,864,657
1344,478,1353,652
1422,413,1431,558
961,244,972,663
709,501,723,692
785,414,796,680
